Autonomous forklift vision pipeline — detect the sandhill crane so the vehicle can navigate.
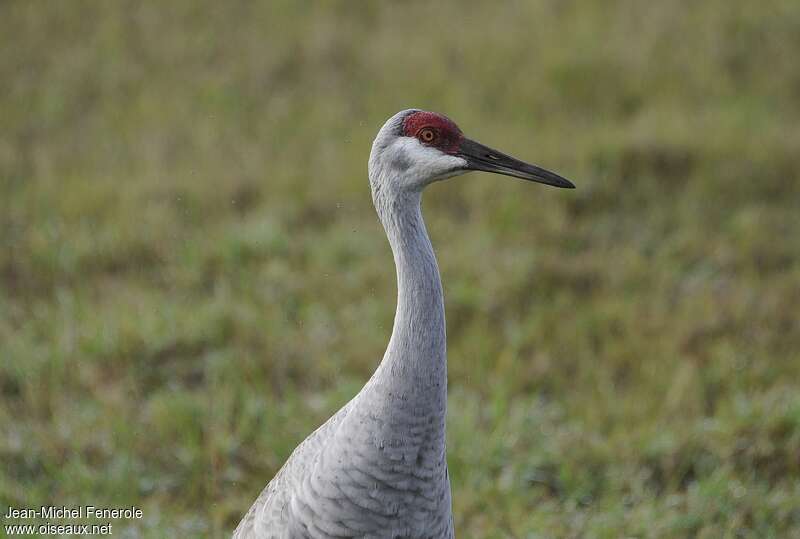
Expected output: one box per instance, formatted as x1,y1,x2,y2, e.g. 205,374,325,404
233,109,574,538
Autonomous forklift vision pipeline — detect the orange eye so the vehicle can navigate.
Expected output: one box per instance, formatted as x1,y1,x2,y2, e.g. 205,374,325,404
418,127,436,143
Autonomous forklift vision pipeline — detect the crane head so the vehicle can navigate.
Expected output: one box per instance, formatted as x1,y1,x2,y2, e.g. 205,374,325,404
369,109,575,193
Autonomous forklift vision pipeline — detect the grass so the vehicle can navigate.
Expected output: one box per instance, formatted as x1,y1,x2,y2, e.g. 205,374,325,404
2,1,800,537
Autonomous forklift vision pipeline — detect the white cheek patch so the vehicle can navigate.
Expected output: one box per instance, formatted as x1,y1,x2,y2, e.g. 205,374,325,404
389,138,467,183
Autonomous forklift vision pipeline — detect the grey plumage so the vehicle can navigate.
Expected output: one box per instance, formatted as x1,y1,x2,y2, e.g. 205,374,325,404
234,109,574,538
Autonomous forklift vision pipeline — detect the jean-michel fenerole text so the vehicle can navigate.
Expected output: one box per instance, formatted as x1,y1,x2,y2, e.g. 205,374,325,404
4,505,143,520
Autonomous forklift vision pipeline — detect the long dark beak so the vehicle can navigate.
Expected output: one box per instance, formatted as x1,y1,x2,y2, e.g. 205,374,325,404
458,138,575,189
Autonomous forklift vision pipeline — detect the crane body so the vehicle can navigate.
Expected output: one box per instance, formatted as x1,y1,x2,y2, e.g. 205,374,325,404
234,110,573,538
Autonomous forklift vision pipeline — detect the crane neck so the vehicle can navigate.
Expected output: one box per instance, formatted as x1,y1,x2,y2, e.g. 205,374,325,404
370,187,447,402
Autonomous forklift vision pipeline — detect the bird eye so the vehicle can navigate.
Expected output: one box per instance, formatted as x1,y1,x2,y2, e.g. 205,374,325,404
418,127,436,143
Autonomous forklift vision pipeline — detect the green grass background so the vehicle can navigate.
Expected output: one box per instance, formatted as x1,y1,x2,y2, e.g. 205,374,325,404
2,1,800,537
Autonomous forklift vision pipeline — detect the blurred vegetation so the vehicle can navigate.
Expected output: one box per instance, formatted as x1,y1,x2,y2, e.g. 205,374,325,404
2,1,800,537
